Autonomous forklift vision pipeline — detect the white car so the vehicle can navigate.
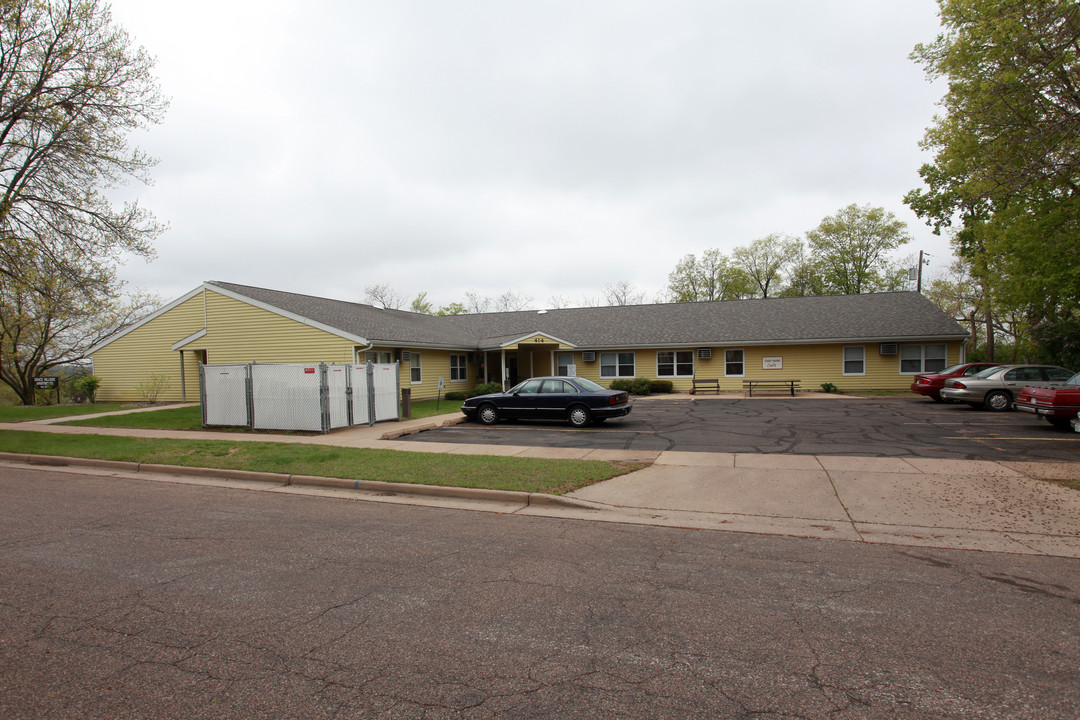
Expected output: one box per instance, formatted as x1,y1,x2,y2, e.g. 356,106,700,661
940,364,1075,411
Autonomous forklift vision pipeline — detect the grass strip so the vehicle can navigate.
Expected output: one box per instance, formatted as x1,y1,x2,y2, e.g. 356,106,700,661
0,430,641,494
61,400,459,430
0,403,128,422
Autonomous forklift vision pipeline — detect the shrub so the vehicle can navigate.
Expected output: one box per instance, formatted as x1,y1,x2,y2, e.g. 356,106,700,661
72,374,101,403
444,391,466,401
630,378,652,395
467,382,503,398
136,374,172,403
820,382,838,393
608,379,634,392
649,380,673,394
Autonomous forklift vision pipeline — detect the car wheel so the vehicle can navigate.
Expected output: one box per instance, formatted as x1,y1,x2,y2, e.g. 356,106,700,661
984,390,1012,412
478,404,499,425
931,394,944,403
567,405,592,428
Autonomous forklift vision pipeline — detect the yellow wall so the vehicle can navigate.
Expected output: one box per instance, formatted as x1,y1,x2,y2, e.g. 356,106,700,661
547,342,966,392
395,348,480,401
93,289,360,402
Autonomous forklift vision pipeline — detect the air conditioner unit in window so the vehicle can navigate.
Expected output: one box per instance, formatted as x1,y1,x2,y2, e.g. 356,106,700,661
879,343,898,355
582,351,596,362
400,350,412,362
697,348,712,359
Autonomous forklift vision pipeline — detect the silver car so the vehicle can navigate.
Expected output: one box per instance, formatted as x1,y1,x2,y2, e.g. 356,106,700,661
940,364,1075,411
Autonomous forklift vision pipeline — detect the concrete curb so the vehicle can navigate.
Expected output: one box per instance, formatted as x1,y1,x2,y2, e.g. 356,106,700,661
0,452,593,510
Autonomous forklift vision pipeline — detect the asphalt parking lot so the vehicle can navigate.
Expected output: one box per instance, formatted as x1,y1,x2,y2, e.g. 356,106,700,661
399,395,1080,461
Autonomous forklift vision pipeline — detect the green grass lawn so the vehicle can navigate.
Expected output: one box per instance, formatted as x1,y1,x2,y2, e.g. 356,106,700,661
59,399,459,430
0,403,128,422
0,429,640,494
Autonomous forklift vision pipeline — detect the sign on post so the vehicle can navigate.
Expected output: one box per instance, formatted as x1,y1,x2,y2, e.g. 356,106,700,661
34,376,60,404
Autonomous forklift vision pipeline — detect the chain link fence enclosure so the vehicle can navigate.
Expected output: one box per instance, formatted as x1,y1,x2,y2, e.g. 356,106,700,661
200,362,400,433
200,364,251,427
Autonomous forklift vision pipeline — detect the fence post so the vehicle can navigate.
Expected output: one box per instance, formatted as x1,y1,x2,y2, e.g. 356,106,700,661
244,364,254,429
401,388,411,419
366,362,377,426
345,364,354,427
319,363,331,433
199,363,207,428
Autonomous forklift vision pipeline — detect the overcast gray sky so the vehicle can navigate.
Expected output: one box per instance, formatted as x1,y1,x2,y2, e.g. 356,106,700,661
108,0,953,310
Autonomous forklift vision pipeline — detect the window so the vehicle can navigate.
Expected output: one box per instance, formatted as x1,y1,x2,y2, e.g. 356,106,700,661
843,346,865,376
364,350,392,364
900,344,947,374
541,379,575,394
657,350,694,377
449,354,467,382
600,352,635,378
724,349,744,377
410,352,422,384
556,352,574,376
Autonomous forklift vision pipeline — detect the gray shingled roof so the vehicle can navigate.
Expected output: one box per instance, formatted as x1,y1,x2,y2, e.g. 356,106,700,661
210,281,968,350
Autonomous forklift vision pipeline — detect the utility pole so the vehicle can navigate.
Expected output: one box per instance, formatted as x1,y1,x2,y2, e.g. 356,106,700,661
916,250,929,293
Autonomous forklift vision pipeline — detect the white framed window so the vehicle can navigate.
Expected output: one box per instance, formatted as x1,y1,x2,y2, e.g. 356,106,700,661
556,352,574,376
899,344,947,374
449,354,467,382
410,352,422,384
600,352,635,378
657,350,694,377
843,346,865,376
724,349,745,377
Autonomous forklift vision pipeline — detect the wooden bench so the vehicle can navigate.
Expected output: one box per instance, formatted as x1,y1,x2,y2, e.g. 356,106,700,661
690,378,720,395
742,379,801,397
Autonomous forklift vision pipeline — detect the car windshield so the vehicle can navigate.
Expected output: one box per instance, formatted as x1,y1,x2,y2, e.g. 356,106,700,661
972,365,1007,378
1068,373,1080,386
571,377,606,392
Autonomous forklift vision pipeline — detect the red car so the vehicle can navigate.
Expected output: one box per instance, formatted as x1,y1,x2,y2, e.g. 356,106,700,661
910,362,999,402
1014,372,1080,429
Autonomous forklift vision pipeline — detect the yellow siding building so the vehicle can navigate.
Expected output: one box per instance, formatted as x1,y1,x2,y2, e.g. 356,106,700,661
90,281,970,403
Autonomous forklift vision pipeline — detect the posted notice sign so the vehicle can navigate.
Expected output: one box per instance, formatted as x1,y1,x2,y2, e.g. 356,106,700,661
33,376,59,389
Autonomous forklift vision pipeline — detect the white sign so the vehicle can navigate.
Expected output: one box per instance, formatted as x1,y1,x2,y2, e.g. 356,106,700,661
438,377,445,390
762,356,783,370
566,364,577,377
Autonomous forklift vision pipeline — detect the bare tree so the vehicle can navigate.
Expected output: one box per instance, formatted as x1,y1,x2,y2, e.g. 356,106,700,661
493,290,533,312
463,290,491,314
0,0,167,288
364,283,405,309
602,280,648,306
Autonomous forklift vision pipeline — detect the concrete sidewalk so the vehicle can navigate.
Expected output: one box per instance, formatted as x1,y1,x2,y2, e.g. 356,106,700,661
3,408,1080,557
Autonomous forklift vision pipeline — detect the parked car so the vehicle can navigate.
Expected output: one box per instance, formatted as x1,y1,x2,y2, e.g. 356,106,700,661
940,364,1075,411
910,362,999,402
461,376,632,427
1014,372,1080,429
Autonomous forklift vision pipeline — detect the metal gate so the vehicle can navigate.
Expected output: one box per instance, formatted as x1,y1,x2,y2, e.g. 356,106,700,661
200,361,400,433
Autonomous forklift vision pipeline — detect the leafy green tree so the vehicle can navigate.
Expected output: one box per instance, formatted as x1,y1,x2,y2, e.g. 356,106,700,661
409,292,433,314
907,0,1080,360
806,204,912,295
0,0,167,284
731,234,803,298
666,249,754,302
437,302,467,316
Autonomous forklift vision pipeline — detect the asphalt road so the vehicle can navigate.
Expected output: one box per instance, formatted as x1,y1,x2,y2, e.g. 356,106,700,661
402,396,1080,461
2,467,1079,719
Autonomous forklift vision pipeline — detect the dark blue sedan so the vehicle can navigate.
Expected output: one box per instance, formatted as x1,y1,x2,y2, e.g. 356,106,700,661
461,376,632,427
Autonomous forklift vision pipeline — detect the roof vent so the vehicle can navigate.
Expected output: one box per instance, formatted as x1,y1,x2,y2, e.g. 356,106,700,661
879,343,898,355
537,309,547,314
697,348,712,359
582,351,596,362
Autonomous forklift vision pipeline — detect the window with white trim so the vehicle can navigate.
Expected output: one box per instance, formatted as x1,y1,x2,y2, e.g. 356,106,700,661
843,346,865,376
600,352,635,378
657,350,694,377
724,349,744,377
449,354,467,382
899,344,947,374
556,352,574,376
410,352,422,384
